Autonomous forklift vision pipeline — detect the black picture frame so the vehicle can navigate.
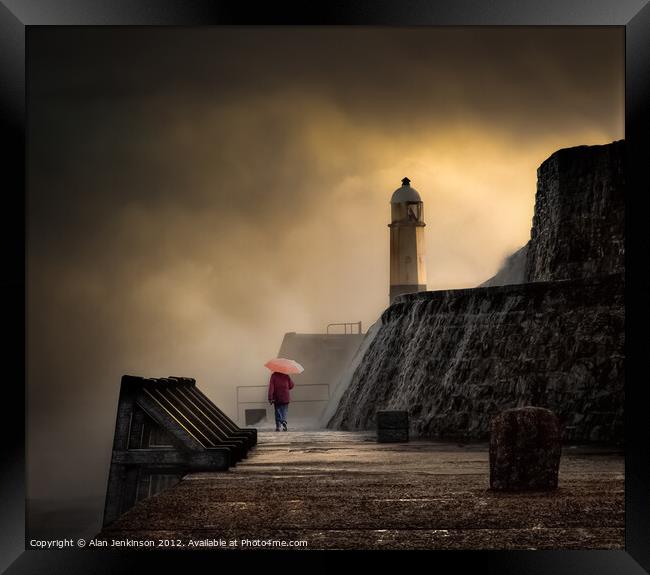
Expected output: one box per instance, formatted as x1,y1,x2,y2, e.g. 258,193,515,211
1,1,649,573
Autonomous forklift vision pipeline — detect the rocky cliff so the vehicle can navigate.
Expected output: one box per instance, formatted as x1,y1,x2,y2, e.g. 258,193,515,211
328,141,624,443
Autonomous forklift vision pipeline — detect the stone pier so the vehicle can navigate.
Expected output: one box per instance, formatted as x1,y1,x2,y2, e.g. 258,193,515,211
96,431,623,550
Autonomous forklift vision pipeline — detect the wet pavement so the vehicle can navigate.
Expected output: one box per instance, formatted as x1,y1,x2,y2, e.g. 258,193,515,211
97,431,624,550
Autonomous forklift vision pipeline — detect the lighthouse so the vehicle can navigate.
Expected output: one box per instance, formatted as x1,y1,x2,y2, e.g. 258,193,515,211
388,177,427,304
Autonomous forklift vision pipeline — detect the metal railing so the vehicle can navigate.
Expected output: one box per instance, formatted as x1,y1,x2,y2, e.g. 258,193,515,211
326,321,362,335
236,383,331,425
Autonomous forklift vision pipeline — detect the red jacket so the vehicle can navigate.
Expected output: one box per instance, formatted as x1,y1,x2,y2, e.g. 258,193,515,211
268,372,294,404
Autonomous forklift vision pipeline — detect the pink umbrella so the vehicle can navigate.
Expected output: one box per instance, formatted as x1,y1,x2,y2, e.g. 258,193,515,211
265,357,304,374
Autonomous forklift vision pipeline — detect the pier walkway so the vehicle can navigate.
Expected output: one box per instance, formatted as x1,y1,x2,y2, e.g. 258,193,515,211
97,431,623,550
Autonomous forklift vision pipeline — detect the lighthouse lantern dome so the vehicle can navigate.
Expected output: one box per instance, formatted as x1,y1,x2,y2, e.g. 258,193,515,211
390,177,422,204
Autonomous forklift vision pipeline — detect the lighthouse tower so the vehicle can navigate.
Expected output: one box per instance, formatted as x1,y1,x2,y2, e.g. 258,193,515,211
388,177,427,304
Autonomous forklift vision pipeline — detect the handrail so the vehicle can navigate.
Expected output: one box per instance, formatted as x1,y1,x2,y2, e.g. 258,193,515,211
326,321,362,335
236,383,331,424
236,383,330,401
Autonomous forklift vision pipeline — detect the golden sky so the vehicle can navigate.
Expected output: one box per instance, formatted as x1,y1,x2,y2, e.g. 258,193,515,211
27,27,623,499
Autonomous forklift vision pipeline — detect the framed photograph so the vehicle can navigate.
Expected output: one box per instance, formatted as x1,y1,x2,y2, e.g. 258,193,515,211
2,1,649,573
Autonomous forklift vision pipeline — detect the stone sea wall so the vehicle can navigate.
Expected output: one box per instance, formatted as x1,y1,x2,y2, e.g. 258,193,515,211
328,141,624,443
480,244,528,287
525,140,624,282
327,273,623,442
481,140,624,287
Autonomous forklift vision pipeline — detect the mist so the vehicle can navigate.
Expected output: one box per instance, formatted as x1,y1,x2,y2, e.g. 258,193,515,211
27,27,623,506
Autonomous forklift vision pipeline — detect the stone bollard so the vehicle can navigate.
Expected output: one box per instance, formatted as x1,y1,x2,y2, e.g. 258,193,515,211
489,406,561,491
377,410,409,443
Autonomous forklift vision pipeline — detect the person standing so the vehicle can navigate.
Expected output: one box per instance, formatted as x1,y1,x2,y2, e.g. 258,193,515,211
268,371,294,431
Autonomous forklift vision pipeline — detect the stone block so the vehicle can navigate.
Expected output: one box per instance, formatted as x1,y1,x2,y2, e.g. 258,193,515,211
377,410,409,443
377,428,409,443
489,406,561,491
377,410,409,429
